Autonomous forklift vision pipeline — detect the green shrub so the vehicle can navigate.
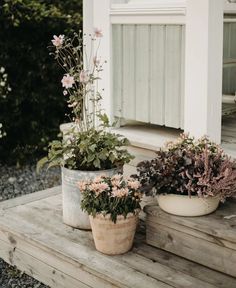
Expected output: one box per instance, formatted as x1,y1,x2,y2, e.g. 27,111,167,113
0,0,82,164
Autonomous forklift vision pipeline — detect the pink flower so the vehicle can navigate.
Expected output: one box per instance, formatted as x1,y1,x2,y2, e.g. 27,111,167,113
94,28,103,38
78,181,88,192
112,187,129,198
93,56,100,66
51,35,64,47
79,70,89,83
89,182,109,196
127,179,141,190
61,74,75,89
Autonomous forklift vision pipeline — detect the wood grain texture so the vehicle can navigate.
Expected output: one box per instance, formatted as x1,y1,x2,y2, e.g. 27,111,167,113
145,201,236,277
0,187,235,288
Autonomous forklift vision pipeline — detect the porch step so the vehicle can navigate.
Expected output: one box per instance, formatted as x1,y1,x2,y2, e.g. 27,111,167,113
0,186,235,288
144,199,236,277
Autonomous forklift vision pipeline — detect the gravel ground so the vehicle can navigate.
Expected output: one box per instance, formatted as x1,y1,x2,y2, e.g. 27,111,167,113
0,163,61,288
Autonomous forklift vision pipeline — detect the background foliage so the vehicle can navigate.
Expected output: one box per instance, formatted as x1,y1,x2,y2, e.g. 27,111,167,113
0,0,82,164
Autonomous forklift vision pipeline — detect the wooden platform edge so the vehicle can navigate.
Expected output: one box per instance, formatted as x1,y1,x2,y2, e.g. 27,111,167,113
0,186,61,210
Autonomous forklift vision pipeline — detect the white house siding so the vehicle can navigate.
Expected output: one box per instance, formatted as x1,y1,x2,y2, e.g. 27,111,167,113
223,22,236,95
112,22,236,130
112,24,185,129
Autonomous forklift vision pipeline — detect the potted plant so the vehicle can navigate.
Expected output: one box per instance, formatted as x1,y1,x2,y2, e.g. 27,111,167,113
135,134,236,216
79,174,142,255
37,30,134,229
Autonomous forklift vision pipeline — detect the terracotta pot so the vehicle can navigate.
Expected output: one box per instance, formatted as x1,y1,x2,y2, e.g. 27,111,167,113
157,194,220,217
62,167,119,230
89,213,139,255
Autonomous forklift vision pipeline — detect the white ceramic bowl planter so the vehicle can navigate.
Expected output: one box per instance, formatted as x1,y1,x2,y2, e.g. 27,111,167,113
157,194,220,217
62,167,118,229
89,213,139,255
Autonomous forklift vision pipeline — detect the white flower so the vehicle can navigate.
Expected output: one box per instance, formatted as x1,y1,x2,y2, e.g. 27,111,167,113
0,67,5,73
51,35,64,47
0,81,5,87
61,74,75,89
63,90,68,96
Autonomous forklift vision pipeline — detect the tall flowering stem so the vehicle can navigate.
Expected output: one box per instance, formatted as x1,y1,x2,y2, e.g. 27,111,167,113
50,29,104,132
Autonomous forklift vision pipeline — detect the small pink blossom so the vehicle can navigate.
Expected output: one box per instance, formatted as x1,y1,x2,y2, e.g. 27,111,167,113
68,101,78,108
51,35,64,47
93,56,100,66
94,28,103,38
89,182,109,196
61,74,75,89
112,187,129,198
78,181,88,192
79,70,89,83
94,174,106,183
127,179,141,190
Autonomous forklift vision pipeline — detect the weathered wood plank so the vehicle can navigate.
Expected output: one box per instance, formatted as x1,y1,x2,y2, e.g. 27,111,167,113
120,253,218,288
146,223,236,277
0,186,61,210
0,197,171,288
134,244,236,288
0,238,90,288
145,200,236,243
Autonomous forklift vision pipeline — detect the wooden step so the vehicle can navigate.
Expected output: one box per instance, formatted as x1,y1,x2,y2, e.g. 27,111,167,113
144,199,236,277
0,187,235,288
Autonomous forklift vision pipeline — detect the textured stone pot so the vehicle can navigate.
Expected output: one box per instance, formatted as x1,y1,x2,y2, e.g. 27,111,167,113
89,212,139,255
157,194,220,217
62,167,118,229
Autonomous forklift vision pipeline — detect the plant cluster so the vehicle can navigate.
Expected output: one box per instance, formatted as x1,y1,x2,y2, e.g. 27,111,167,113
79,174,142,223
50,29,104,129
0,0,82,164
136,134,236,201
38,29,133,171
0,66,11,139
38,128,133,171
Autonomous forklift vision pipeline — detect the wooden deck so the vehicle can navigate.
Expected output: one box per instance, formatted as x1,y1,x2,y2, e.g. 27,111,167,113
0,186,235,288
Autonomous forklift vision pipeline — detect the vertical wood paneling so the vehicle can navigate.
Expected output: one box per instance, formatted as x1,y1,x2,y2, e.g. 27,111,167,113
180,26,185,128
223,23,231,95
229,23,236,94
112,24,184,129
123,25,136,119
164,25,182,129
149,25,165,125
135,25,149,122
112,25,123,117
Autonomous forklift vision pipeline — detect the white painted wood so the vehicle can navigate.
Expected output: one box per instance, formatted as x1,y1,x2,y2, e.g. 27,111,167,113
112,25,123,117
165,25,182,128
113,24,184,128
135,25,149,122
122,25,136,119
149,25,165,125
184,0,224,143
93,0,113,119
112,125,179,151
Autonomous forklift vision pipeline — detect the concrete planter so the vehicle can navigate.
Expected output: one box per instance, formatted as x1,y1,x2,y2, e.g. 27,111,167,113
89,212,139,255
157,194,220,217
62,167,118,229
